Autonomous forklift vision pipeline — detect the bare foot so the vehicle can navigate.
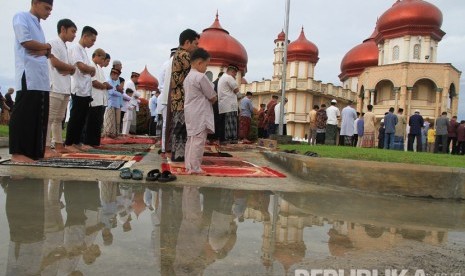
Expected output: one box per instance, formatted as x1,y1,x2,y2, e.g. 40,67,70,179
44,147,62,158
54,143,71,154
11,154,35,163
64,145,82,153
77,144,93,151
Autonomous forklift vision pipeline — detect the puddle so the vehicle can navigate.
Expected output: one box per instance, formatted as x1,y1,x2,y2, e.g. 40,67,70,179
0,178,464,275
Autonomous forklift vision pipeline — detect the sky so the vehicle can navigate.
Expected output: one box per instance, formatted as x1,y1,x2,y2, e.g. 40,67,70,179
1,0,464,117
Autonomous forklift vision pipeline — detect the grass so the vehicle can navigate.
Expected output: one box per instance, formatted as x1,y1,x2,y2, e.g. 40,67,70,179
279,143,465,168
0,125,8,137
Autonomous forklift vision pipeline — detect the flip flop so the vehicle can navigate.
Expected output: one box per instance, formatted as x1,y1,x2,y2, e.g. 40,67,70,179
131,169,144,180
158,170,177,182
304,151,320,157
119,168,132,179
146,169,161,181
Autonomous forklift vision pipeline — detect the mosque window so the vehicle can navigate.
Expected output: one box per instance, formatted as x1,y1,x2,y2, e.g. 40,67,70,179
413,44,421,60
392,46,400,61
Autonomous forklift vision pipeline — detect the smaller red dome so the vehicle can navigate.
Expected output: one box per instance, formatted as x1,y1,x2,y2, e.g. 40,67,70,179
377,0,445,42
275,30,285,43
339,28,379,82
287,28,319,64
137,66,158,91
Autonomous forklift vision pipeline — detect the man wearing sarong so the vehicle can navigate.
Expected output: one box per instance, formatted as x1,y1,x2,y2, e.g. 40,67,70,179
102,68,122,138
10,0,54,162
167,29,199,162
393,108,406,150
239,91,254,143
362,104,377,148
218,65,240,144
325,99,340,145
264,95,279,137
339,101,357,146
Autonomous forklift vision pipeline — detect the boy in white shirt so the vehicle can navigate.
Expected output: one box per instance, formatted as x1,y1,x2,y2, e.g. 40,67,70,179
122,88,136,135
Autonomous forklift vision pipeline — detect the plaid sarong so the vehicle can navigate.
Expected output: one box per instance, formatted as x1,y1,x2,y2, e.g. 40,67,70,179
224,111,238,142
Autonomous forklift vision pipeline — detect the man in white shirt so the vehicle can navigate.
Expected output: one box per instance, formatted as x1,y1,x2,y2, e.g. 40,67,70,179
325,99,341,145
218,65,240,144
149,91,160,136
274,98,288,136
45,18,77,158
65,26,97,152
124,72,140,133
10,0,53,163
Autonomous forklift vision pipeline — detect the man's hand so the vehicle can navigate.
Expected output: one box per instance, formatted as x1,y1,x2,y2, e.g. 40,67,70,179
89,67,96,77
116,85,123,93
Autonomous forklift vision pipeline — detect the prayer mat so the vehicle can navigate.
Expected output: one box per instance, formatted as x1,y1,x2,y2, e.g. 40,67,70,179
95,144,153,152
0,158,126,170
60,152,143,162
218,143,256,152
161,157,286,178
100,136,157,145
86,148,149,157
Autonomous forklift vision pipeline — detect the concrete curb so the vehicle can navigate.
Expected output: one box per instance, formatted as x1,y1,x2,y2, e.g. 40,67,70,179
0,137,8,148
263,151,465,199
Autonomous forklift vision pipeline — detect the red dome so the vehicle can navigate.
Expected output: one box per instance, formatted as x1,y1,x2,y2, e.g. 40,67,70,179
199,13,248,74
275,30,285,43
287,28,319,63
339,28,379,81
137,66,158,91
377,0,445,42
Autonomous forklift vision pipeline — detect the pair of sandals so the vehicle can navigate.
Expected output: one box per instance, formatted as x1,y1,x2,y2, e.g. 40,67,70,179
119,168,144,180
146,169,177,182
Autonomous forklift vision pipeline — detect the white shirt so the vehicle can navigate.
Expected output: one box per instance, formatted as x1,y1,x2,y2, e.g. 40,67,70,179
124,80,139,111
157,57,173,111
218,74,238,114
48,37,71,94
69,43,92,97
149,95,158,116
121,93,132,112
274,102,287,124
13,12,50,91
354,118,360,135
90,63,107,107
326,105,340,125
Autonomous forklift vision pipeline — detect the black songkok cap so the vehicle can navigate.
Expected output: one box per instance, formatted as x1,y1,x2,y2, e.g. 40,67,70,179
38,0,54,5
228,65,239,72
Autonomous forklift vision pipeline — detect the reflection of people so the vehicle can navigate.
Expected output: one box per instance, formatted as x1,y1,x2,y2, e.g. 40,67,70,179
100,182,118,246
5,178,45,275
10,0,54,162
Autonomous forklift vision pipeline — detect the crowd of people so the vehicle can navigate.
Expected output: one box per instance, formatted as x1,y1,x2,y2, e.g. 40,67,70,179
307,100,465,155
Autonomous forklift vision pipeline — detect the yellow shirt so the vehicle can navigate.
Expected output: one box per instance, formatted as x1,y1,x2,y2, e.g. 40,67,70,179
427,128,436,143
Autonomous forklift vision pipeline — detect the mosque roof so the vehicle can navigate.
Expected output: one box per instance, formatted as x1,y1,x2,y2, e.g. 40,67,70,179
376,0,445,42
137,66,158,91
275,30,286,43
199,13,248,74
287,27,319,64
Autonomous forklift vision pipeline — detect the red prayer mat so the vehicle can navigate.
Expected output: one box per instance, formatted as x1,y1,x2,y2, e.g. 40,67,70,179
161,157,286,178
100,137,157,145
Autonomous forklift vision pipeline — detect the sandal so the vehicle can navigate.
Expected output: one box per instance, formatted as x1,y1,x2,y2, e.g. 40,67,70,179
146,169,161,181
131,169,144,180
119,168,132,179
304,151,320,157
158,170,177,182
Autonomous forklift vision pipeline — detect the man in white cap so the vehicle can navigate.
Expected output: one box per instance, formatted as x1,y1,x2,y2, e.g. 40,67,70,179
407,109,424,152
325,99,340,145
339,101,357,146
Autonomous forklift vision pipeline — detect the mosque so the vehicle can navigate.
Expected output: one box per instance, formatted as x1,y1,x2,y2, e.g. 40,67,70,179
137,0,461,139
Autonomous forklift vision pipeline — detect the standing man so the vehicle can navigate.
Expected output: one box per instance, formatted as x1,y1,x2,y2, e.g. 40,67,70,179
383,107,398,150
265,95,279,137
315,104,328,144
5,88,15,114
167,29,199,162
45,18,77,157
210,72,225,144
10,0,54,162
393,108,406,151
325,99,340,145
257,103,266,139
362,105,376,148
149,91,160,136
65,26,98,152
274,98,288,136
434,112,449,154
102,68,122,138
447,115,459,154
308,105,319,145
407,109,424,152
353,112,360,147
239,91,254,143
339,101,357,146
218,65,240,144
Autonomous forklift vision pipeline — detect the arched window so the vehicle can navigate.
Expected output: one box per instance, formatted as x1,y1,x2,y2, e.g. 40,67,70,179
392,46,400,61
413,44,421,60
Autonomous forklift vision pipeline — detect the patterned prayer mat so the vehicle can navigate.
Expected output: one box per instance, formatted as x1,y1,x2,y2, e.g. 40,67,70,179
161,157,286,178
100,137,157,145
0,158,126,170
60,153,142,162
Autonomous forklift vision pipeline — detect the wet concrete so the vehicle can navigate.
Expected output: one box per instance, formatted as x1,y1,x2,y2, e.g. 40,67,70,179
0,146,464,275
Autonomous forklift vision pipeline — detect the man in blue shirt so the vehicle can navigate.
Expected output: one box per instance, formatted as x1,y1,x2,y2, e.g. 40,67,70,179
407,109,424,152
10,0,53,162
383,107,398,150
149,91,160,136
239,91,254,143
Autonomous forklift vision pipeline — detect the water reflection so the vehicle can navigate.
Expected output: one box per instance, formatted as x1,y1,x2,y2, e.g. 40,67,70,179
0,178,462,275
